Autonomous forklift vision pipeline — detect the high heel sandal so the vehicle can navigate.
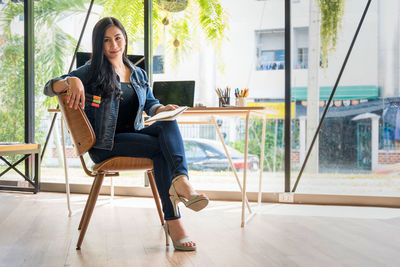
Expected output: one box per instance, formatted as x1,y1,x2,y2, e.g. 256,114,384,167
169,175,209,217
163,222,196,251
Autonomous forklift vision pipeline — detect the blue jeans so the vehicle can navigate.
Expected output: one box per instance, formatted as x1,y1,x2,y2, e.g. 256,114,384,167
89,120,188,220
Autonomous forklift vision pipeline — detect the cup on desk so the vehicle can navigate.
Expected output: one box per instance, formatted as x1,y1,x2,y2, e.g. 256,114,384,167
219,97,230,107
236,97,246,107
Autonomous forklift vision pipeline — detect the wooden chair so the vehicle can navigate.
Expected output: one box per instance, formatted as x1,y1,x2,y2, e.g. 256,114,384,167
57,94,164,250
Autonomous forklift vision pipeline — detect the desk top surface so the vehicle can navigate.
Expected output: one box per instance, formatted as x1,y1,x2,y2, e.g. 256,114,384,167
182,106,276,116
49,106,278,117
49,106,273,111
187,107,266,111
0,143,40,153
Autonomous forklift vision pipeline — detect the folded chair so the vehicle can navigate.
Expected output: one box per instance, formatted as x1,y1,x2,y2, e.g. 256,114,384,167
57,94,164,250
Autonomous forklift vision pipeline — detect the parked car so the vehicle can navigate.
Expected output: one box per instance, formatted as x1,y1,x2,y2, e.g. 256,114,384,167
183,138,259,171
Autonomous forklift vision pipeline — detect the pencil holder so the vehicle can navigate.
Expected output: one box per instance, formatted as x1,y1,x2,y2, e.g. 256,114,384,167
236,97,246,107
219,97,230,107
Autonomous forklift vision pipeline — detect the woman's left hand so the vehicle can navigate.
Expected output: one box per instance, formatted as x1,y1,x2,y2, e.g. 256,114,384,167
156,104,179,114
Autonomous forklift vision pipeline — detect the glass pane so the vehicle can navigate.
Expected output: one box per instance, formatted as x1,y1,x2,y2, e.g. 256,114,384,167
36,2,158,186
0,0,25,183
36,2,105,185
291,0,400,197
34,0,287,193
143,0,285,192
0,0,24,144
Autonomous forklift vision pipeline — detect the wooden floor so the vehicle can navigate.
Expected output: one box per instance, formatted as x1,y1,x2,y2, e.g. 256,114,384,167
0,192,399,267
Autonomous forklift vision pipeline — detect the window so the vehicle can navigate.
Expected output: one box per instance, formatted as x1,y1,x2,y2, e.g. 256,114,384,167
296,48,327,69
153,55,164,74
297,48,308,69
257,50,285,71
255,29,284,71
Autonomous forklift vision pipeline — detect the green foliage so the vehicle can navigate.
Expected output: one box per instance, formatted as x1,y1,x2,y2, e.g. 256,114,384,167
104,0,150,44
0,37,25,143
230,119,300,172
0,0,91,146
316,0,345,67
231,119,285,172
0,0,228,149
197,0,227,42
103,0,228,67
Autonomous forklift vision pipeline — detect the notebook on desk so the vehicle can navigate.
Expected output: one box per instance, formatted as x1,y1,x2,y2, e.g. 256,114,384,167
152,81,195,107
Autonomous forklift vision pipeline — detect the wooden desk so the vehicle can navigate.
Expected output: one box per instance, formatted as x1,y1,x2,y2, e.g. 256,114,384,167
178,107,274,227
0,143,41,193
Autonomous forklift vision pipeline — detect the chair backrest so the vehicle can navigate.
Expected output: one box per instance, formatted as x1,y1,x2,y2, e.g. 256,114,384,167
57,94,96,156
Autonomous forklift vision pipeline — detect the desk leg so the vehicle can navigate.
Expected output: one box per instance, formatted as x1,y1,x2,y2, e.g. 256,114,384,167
241,113,251,227
34,151,41,193
61,116,72,217
211,116,252,214
258,116,267,207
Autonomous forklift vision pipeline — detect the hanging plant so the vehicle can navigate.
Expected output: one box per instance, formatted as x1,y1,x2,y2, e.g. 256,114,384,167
104,0,228,68
167,19,191,67
162,16,170,25
157,0,188,13
173,39,180,47
316,0,345,67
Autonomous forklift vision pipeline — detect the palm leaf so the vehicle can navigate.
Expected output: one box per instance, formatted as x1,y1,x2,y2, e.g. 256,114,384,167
197,0,228,42
103,0,228,67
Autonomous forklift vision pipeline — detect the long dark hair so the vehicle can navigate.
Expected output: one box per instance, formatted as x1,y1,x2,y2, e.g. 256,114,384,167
87,17,132,99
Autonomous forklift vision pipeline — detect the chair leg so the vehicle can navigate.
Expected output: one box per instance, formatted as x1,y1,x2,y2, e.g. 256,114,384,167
147,170,164,225
78,175,97,230
76,173,104,250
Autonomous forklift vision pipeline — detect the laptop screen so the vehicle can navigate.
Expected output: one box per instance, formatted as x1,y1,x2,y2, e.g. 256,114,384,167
152,81,195,107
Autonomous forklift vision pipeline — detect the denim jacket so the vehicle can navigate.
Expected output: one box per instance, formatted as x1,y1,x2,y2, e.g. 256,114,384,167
43,62,163,151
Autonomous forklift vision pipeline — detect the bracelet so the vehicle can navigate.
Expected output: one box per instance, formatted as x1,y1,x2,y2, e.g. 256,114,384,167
62,77,70,92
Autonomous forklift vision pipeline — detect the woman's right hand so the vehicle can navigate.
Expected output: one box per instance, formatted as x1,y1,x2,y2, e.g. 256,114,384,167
65,77,85,110
52,76,85,110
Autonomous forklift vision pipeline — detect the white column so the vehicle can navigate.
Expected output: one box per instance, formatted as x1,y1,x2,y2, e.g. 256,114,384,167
378,0,400,97
306,0,320,173
299,116,306,165
371,116,379,171
199,44,216,107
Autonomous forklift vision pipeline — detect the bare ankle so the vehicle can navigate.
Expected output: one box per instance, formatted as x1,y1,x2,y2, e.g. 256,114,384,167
171,176,195,199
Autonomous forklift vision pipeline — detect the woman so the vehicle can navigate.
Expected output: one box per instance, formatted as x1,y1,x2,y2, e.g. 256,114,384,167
44,17,208,251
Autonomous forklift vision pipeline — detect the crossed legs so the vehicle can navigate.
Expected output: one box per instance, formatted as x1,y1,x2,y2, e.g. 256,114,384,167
88,121,207,249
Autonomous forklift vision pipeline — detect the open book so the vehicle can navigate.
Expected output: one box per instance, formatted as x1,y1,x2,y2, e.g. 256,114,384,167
145,106,188,123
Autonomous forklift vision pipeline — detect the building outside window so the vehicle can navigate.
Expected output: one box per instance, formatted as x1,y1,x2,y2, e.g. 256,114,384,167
153,55,164,74
258,49,285,70
255,29,284,71
297,47,308,69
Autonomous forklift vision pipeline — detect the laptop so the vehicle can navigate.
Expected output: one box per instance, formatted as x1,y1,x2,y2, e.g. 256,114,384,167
152,81,195,107
76,52,145,69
